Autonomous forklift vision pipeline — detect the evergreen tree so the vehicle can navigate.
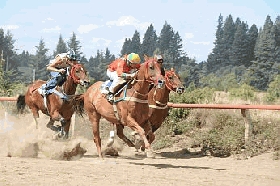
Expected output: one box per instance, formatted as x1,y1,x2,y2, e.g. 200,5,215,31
68,32,83,59
158,21,173,53
251,15,277,90
120,38,131,56
229,21,248,67
207,14,224,73
130,30,141,56
246,24,258,65
141,24,157,57
221,14,235,67
53,34,68,57
34,38,49,80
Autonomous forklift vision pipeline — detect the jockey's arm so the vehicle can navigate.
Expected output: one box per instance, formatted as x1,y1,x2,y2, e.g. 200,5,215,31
47,56,66,74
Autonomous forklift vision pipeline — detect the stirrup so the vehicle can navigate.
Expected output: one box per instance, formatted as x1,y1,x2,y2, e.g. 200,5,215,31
38,87,46,96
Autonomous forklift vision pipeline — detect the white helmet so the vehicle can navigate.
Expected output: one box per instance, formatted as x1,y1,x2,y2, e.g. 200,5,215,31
66,49,77,61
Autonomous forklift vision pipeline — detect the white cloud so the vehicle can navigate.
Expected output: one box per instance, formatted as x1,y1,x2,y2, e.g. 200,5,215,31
42,17,54,23
106,16,150,30
191,41,210,45
41,26,61,33
78,24,100,34
0,25,19,30
92,38,111,47
185,33,194,39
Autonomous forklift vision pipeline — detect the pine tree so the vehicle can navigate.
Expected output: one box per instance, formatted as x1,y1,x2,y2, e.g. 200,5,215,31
68,32,83,59
120,38,131,56
229,21,248,67
130,30,141,56
221,14,235,67
246,24,258,65
207,14,224,73
34,38,49,80
53,34,68,57
251,15,277,90
141,24,157,57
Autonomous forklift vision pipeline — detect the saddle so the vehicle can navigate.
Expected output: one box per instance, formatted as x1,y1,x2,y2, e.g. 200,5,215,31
100,80,131,103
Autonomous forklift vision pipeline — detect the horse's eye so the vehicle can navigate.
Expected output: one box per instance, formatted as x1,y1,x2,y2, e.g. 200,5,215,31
168,76,173,80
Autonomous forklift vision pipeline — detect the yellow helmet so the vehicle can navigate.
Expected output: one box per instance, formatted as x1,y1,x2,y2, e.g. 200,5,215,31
127,53,141,64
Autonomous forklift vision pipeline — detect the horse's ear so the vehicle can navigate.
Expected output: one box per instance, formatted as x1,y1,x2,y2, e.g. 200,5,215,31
171,67,174,71
144,54,148,61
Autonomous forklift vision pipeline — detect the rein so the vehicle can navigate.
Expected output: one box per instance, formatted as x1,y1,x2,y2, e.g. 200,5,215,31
149,88,168,109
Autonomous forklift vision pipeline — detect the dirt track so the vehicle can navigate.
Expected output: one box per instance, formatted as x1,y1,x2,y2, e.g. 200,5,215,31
0,109,279,186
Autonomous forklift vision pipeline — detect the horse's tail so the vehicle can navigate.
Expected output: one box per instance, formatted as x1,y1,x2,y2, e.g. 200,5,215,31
16,94,26,114
70,94,85,117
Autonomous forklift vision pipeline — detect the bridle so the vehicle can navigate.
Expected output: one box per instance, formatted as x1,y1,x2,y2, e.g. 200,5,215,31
164,70,180,92
69,63,85,84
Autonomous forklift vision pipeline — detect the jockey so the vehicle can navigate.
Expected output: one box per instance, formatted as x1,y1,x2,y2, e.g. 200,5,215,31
38,49,78,100
154,54,165,76
106,53,141,102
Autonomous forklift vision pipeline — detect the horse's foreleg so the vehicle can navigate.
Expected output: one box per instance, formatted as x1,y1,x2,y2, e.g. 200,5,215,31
88,112,102,158
116,124,135,147
128,119,154,157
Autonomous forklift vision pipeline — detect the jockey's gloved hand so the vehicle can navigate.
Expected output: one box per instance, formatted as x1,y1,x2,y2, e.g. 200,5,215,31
130,72,136,79
58,69,66,74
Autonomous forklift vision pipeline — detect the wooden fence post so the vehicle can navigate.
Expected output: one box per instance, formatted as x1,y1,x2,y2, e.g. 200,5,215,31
241,109,253,145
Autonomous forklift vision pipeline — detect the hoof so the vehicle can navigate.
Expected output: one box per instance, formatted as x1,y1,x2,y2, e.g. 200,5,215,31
106,138,114,147
146,149,155,158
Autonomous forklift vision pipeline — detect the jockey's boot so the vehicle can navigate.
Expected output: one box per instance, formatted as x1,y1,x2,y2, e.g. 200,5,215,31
106,92,114,103
38,84,47,96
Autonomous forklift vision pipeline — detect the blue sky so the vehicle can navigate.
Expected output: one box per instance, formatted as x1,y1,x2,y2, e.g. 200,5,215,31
0,0,279,62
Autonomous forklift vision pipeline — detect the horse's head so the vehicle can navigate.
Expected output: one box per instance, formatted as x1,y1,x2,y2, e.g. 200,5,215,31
138,58,165,88
165,68,185,94
69,63,90,87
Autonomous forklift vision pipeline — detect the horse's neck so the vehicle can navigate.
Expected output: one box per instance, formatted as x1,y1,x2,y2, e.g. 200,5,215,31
149,86,170,104
132,80,150,96
63,77,77,95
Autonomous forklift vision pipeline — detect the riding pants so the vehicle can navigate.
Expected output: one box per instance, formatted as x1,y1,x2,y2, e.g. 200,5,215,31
44,71,67,94
106,69,125,93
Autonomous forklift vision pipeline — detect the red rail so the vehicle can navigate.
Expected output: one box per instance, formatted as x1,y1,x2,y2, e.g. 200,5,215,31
1,97,279,111
167,102,280,110
0,97,18,101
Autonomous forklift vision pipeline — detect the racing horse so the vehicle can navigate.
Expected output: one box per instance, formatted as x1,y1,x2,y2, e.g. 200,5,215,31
16,62,90,138
82,57,164,158
133,67,185,151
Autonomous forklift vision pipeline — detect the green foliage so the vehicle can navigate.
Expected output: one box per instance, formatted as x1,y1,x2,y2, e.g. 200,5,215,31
266,75,280,102
167,87,215,134
229,84,255,100
201,115,245,157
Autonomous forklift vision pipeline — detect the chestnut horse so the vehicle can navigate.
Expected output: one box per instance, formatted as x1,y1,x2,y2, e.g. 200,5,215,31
133,68,185,151
16,62,89,138
82,58,164,158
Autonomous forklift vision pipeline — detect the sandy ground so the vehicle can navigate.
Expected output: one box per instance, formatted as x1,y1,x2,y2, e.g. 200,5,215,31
0,109,279,186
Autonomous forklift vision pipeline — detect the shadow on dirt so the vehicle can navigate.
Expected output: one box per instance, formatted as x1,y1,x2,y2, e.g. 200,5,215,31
128,161,226,171
158,148,205,159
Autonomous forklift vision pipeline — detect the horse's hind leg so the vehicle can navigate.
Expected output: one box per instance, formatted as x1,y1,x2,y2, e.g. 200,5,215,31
59,119,71,139
116,124,135,147
46,119,61,132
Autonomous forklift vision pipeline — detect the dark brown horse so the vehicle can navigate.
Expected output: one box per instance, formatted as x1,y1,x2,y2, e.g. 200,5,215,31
82,58,164,158
133,68,185,151
16,62,89,138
